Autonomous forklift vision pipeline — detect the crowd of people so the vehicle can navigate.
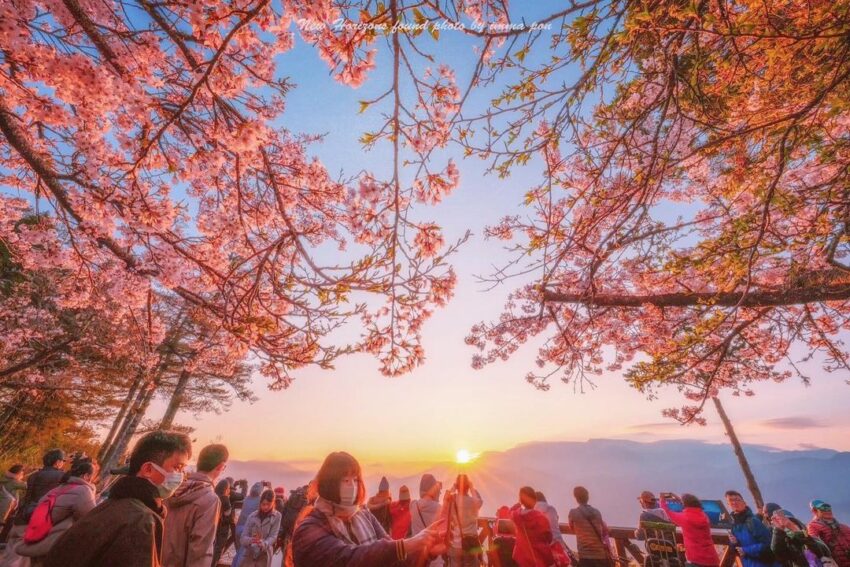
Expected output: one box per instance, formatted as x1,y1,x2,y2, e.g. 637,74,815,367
0,433,846,567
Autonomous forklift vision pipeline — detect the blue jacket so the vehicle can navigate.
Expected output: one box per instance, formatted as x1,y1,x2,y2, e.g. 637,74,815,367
732,508,781,567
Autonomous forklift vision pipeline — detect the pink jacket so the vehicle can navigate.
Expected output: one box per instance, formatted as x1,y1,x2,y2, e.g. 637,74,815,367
660,503,720,567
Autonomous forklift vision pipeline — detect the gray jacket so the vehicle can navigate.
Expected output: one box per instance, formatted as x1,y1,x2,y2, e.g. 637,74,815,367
239,509,281,567
15,477,96,558
162,472,221,567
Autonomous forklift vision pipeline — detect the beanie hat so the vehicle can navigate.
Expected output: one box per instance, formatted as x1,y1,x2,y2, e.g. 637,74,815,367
764,502,781,520
399,485,411,501
378,476,389,492
274,486,285,496
420,474,438,497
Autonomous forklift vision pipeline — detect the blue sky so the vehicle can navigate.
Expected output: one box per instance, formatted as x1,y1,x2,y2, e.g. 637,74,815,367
156,10,850,463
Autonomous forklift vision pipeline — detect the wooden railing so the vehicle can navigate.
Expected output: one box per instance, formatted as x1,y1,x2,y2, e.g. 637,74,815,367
219,518,741,566
476,517,740,567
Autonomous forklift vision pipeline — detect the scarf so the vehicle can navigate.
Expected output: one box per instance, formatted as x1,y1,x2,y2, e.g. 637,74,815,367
315,496,383,545
110,475,164,517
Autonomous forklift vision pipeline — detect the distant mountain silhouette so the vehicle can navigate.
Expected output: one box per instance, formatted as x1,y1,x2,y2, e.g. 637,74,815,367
226,439,849,526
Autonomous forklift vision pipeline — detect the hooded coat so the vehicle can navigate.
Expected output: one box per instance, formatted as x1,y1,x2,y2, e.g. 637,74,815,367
15,477,97,559
161,472,220,567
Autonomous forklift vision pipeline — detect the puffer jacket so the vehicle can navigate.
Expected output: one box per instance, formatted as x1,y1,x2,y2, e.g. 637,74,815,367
161,472,220,567
808,518,850,567
15,476,97,558
732,508,781,567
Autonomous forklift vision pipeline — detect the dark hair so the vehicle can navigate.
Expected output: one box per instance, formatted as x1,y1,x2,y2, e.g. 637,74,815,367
197,444,229,473
128,430,192,475
43,449,65,468
62,458,96,483
574,486,589,505
215,479,231,497
8,464,23,475
725,490,744,500
535,491,547,503
316,452,364,505
260,489,275,503
520,486,537,503
682,494,702,508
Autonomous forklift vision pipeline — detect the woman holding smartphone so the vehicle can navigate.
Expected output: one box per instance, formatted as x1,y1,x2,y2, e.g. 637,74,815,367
660,493,720,567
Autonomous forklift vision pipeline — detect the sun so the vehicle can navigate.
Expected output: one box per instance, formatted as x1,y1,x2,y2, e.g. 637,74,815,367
455,449,475,464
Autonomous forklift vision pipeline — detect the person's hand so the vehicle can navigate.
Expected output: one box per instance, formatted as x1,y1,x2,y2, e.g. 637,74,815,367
405,519,444,556
736,547,746,557
429,542,448,557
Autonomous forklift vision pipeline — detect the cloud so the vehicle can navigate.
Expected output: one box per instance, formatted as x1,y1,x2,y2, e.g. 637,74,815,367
760,417,826,430
628,422,684,431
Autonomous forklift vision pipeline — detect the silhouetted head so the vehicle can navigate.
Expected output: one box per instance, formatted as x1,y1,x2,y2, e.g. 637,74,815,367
682,494,702,509
574,486,590,505
520,486,537,509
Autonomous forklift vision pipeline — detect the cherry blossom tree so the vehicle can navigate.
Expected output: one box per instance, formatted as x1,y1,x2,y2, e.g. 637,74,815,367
0,0,462,392
457,0,850,421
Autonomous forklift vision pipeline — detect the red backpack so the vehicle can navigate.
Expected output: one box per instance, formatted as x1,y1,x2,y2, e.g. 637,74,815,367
23,485,74,544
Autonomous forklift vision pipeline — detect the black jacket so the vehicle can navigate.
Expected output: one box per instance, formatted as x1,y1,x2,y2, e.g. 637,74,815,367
44,476,165,567
14,467,64,524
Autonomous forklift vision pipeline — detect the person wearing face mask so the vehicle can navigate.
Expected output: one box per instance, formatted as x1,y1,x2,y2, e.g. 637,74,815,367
162,444,229,567
42,430,192,567
236,490,281,567
292,451,445,567
15,458,99,566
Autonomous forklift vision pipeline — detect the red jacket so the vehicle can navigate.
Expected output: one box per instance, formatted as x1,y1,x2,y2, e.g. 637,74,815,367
660,503,720,567
511,508,554,567
389,501,412,540
808,518,850,567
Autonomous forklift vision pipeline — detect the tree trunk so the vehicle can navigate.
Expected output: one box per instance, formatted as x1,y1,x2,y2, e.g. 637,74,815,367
712,396,764,510
98,370,143,462
99,384,156,482
99,381,146,470
159,369,190,430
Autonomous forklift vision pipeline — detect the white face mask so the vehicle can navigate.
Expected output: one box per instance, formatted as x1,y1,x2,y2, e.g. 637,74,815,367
339,482,357,506
150,463,184,499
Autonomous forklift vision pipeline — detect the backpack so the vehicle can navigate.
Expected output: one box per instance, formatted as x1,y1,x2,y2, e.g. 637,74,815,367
23,485,74,544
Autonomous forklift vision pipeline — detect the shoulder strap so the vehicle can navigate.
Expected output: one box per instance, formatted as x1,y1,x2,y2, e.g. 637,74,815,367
414,500,426,528
579,506,605,544
453,499,465,536
521,519,539,565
